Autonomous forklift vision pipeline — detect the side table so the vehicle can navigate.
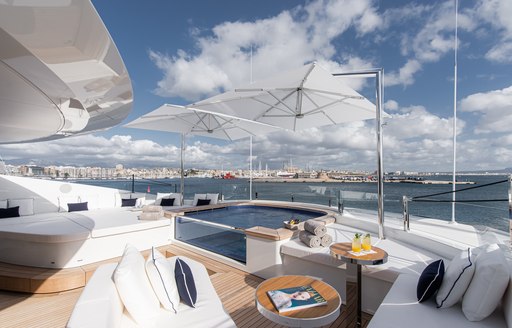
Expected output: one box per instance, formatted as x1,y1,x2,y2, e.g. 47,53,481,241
255,275,341,327
330,242,388,328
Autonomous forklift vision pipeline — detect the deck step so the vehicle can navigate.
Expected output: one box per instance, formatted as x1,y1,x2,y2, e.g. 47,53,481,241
0,245,172,294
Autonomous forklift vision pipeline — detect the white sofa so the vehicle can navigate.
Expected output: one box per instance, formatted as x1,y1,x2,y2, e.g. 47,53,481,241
0,176,170,268
67,256,236,328
368,273,510,328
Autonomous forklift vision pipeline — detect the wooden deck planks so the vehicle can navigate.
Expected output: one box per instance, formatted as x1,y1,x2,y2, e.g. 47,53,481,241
0,243,372,327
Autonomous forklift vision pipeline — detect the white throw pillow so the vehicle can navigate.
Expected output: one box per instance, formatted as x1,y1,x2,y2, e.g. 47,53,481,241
462,244,509,321
113,244,160,325
436,248,475,308
156,192,182,206
145,247,180,313
8,198,34,216
0,200,6,209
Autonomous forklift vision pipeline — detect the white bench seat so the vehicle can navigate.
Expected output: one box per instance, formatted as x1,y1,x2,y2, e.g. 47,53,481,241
368,274,507,328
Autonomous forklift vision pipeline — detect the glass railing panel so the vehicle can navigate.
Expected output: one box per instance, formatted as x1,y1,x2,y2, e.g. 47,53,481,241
175,216,246,263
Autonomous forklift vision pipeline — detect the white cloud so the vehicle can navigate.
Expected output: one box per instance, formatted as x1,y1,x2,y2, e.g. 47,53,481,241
149,0,380,101
460,85,512,133
385,59,422,87
485,42,512,63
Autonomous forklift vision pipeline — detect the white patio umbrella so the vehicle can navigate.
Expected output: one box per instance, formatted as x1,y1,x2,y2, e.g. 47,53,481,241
188,62,386,238
190,62,378,130
124,104,282,203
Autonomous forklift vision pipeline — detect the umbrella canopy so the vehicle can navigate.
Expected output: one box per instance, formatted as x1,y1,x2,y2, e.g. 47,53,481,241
190,62,379,131
124,104,282,141
124,104,282,203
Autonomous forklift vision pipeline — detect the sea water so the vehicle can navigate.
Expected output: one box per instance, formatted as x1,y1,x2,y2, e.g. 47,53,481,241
75,175,510,232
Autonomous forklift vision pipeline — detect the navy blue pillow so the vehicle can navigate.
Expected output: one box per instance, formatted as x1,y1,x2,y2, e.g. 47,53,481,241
417,259,445,302
175,258,197,307
0,206,20,219
121,198,137,207
160,198,175,206
68,202,88,212
196,198,211,206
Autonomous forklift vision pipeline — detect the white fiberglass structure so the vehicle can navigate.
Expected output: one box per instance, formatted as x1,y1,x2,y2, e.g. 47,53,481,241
0,0,133,144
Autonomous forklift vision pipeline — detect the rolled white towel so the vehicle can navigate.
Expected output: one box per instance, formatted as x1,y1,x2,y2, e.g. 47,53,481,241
142,205,163,212
139,211,163,220
320,234,333,247
304,220,326,237
299,230,321,248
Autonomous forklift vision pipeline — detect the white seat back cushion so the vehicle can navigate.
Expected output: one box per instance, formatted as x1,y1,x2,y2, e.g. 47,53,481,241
58,196,79,212
436,248,476,308
113,244,160,325
145,248,180,312
193,193,219,206
8,198,34,216
462,244,509,321
156,193,182,206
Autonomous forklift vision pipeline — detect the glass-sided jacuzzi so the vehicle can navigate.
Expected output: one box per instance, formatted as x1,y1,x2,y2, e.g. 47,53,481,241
175,204,327,263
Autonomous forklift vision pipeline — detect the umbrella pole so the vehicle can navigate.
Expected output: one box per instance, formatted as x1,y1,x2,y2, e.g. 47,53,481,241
333,69,385,239
180,133,185,205
249,136,253,200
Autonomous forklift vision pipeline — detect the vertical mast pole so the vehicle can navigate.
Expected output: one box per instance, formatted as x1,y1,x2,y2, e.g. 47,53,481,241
249,136,253,200
451,0,458,224
180,133,185,205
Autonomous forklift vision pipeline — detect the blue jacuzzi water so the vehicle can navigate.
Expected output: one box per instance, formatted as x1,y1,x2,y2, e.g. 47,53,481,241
175,205,327,263
183,205,326,229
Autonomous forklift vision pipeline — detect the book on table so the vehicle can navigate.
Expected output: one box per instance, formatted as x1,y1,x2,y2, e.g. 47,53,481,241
267,285,327,313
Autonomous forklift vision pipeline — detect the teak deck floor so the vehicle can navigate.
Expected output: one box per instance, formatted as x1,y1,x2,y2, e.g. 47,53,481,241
0,244,372,327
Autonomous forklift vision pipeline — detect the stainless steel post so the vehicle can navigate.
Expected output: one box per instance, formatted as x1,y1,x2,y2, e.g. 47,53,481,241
332,69,386,239
402,196,410,231
509,174,511,244
180,133,185,205
376,69,385,239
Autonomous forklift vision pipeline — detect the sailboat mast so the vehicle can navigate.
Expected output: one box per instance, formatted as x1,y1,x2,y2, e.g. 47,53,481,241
451,0,458,223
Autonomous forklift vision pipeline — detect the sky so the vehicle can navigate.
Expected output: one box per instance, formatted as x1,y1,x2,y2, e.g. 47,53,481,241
2,0,512,172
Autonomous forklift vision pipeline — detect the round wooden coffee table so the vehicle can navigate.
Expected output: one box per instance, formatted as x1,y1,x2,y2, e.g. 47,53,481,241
255,275,341,327
330,242,388,328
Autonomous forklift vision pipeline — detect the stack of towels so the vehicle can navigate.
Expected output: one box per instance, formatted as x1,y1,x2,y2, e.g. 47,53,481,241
299,219,333,248
139,205,164,220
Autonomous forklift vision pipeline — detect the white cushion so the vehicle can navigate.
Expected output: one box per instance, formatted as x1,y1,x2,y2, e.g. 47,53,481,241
156,192,183,206
145,248,180,313
368,274,507,328
436,248,475,308
8,198,34,216
193,193,219,206
0,200,6,208
462,244,509,321
113,244,160,326
135,197,146,208
79,195,99,210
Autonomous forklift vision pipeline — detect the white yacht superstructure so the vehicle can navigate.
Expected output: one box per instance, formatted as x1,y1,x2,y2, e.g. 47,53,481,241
0,0,132,144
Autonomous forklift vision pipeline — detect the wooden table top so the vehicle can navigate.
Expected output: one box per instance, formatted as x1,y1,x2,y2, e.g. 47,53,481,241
255,275,341,319
330,242,388,266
